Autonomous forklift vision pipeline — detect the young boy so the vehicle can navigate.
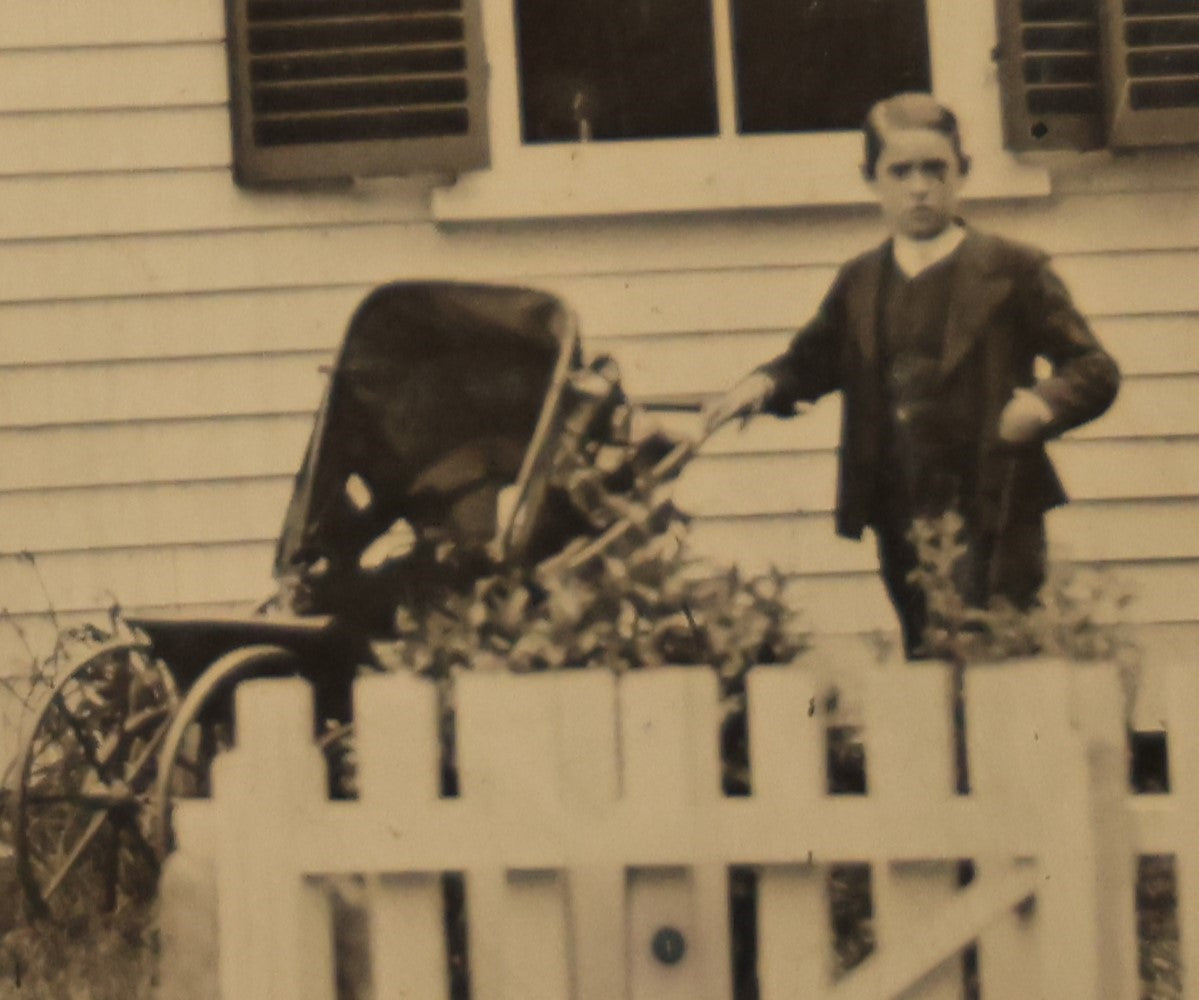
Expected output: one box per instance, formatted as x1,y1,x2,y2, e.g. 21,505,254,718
703,93,1119,657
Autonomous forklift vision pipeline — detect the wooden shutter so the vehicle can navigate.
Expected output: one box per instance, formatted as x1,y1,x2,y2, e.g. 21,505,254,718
226,0,489,185
995,0,1106,151
1102,0,1199,147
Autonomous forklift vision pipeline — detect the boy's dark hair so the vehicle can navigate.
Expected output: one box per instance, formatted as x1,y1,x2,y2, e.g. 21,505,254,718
862,93,971,180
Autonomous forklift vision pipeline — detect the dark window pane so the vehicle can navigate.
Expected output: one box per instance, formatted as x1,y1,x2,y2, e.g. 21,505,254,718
515,0,719,143
732,0,931,134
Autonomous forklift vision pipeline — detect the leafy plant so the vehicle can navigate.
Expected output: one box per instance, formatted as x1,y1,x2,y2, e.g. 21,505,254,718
907,509,1140,674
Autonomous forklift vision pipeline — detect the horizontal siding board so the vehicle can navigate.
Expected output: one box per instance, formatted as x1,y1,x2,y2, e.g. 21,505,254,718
0,480,292,554
0,0,222,50
676,439,1199,516
0,224,1195,323
0,541,278,617
0,107,230,176
0,171,432,242
0,416,312,492
0,44,226,113
0,287,366,368
0,290,1192,379
0,353,329,428
0,342,1187,437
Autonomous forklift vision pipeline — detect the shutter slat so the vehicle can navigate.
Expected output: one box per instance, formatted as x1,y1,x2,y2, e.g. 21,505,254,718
228,0,488,183
253,106,470,147
248,0,460,20
251,77,468,115
248,16,464,56
249,43,465,81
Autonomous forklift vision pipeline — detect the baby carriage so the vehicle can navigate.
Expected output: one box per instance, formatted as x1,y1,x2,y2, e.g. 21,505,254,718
6,281,652,920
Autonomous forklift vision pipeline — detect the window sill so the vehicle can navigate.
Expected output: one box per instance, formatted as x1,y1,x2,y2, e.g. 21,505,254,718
431,131,1051,223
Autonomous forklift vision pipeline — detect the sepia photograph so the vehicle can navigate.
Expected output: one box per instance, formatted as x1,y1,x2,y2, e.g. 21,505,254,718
0,0,1197,997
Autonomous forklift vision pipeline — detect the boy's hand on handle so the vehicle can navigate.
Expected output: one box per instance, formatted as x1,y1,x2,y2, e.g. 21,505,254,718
998,387,1054,444
701,372,775,436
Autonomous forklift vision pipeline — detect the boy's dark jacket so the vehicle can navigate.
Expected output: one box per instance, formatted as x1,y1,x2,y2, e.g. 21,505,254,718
758,227,1120,540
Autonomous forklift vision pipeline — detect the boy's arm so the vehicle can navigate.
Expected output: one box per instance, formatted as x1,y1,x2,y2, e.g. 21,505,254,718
755,289,843,415
702,279,845,434
1019,256,1120,439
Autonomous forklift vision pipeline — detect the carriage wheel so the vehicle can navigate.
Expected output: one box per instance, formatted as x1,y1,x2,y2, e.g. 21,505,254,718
147,644,304,857
11,637,178,921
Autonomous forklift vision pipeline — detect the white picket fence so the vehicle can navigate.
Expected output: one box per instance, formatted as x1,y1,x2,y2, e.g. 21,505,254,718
157,653,1199,1000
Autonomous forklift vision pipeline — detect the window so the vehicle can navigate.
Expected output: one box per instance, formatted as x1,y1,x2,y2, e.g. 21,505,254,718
995,0,1199,151
225,0,489,185
731,0,931,134
511,0,931,143
432,0,1050,219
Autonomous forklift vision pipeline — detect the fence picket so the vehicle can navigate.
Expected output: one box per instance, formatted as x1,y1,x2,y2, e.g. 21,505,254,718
863,664,964,1000
502,870,573,1000
211,678,333,1000
749,666,830,999
566,866,630,1000
368,874,449,1000
620,670,730,1000
354,670,441,807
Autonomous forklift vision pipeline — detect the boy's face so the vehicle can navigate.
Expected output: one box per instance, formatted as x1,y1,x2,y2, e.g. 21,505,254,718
870,127,965,240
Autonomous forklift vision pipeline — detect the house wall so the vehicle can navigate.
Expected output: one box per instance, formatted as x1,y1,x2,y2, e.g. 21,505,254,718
1,1,1197,766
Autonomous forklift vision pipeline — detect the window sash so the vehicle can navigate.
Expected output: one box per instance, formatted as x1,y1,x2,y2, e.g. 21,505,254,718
433,0,1050,220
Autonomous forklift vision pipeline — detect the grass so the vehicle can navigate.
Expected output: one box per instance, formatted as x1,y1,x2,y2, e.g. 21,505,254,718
0,856,156,1000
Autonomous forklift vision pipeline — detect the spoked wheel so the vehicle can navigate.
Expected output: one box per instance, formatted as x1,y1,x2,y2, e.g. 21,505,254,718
12,637,178,921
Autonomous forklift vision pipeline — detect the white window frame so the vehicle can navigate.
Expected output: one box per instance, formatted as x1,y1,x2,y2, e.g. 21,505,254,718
432,0,1050,221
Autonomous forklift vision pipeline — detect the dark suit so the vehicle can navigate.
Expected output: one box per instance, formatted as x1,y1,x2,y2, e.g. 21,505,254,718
757,228,1119,654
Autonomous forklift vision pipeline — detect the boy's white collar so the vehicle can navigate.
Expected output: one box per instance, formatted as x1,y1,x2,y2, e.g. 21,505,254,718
893,223,966,278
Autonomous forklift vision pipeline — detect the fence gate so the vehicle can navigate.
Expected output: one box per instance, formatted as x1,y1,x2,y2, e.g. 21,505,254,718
159,655,1145,1000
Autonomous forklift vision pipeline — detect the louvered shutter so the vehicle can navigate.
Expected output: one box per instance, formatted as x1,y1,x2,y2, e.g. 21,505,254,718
995,0,1106,150
1102,0,1199,146
226,0,489,185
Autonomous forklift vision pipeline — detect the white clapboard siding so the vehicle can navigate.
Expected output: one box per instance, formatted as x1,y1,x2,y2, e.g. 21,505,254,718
0,541,277,617
0,479,292,554
0,44,226,113
0,416,313,492
0,0,221,49
0,108,230,176
0,236,1195,334
0,353,329,428
0,288,368,367
0,172,434,243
